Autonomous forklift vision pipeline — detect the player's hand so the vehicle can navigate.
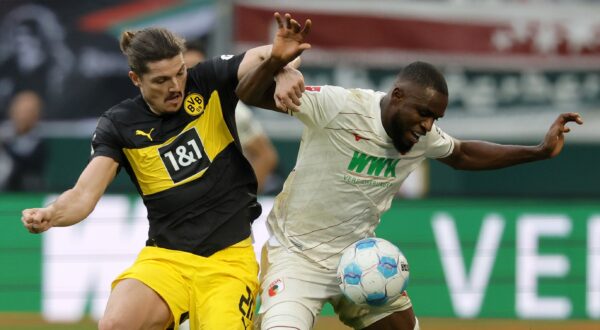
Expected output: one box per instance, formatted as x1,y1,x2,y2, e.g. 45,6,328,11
22,208,53,234
539,112,583,158
271,12,311,65
274,66,304,112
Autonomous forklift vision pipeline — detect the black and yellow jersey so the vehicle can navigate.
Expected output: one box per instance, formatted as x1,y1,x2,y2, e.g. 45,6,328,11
91,53,260,257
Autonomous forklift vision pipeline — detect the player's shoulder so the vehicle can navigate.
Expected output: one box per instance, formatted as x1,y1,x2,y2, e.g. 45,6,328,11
303,85,353,106
304,85,347,95
190,53,241,74
102,96,151,124
343,88,382,109
348,87,380,99
309,86,379,100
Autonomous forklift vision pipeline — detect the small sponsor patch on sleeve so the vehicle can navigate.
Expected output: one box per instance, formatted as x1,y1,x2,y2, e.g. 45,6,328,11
305,86,322,92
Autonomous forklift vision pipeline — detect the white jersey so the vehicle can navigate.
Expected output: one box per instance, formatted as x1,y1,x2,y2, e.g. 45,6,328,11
267,85,455,269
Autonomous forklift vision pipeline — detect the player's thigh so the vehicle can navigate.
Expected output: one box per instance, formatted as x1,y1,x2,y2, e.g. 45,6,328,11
258,301,314,330
99,278,172,330
106,247,192,328
193,277,257,330
192,239,259,330
258,249,333,329
362,308,417,330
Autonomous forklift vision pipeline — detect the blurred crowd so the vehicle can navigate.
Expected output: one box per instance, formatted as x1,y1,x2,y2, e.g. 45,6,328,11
0,1,433,196
0,90,45,191
5,0,597,195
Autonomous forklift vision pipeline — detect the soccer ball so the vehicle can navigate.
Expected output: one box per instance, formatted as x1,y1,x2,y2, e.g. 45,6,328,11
337,237,409,306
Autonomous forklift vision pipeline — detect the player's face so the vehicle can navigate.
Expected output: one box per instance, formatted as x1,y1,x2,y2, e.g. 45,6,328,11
385,82,448,154
131,54,187,115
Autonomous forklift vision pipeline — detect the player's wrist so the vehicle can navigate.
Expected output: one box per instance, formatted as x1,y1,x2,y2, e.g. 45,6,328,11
533,143,551,160
264,56,288,71
43,206,57,226
274,66,302,83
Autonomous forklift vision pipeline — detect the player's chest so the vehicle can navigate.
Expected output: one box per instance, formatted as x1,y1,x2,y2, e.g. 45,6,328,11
126,90,231,147
328,130,424,182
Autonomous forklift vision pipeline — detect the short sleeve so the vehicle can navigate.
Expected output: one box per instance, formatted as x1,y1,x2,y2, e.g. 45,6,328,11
91,116,124,164
424,124,455,159
293,85,350,128
188,53,244,96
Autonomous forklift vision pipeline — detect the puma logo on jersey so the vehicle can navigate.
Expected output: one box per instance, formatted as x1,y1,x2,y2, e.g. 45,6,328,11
135,128,154,141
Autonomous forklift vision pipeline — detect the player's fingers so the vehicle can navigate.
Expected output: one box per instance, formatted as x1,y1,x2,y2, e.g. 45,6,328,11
287,103,301,112
297,44,311,55
274,12,284,29
25,222,38,233
30,210,45,223
560,112,583,125
279,93,300,112
290,92,301,107
571,113,584,124
22,209,36,224
22,208,35,217
274,96,284,111
284,13,292,29
301,19,312,37
295,84,304,99
290,19,301,33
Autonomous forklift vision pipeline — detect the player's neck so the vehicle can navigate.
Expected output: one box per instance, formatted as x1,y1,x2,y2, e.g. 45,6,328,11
144,101,162,116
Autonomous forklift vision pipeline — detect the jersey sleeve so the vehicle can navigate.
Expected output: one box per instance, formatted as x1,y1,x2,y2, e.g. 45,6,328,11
91,115,124,164
293,85,350,128
188,53,246,120
188,53,244,101
424,124,455,159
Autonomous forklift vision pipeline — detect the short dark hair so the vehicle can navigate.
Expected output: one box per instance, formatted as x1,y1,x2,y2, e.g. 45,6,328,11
119,27,185,75
398,61,448,96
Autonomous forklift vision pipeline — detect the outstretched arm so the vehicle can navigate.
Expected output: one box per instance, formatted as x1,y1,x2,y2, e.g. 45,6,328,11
438,112,583,170
236,12,311,112
21,156,118,234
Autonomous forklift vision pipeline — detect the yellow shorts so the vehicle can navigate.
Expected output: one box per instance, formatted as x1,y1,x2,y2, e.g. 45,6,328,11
113,237,259,330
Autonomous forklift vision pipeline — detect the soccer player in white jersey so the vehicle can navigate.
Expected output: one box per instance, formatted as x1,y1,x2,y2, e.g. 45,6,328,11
241,61,584,330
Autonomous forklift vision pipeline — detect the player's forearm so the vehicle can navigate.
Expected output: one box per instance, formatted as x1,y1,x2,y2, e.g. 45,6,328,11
236,57,287,109
450,140,545,170
46,188,98,227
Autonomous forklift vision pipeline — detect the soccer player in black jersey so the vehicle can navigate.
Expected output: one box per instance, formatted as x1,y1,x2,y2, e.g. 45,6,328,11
21,13,311,330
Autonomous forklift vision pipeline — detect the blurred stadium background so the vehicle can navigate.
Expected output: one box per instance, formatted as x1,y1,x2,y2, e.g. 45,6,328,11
1,0,599,329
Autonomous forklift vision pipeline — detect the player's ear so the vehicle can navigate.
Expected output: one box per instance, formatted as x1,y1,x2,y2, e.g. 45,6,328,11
129,71,141,87
391,87,405,102
392,86,405,100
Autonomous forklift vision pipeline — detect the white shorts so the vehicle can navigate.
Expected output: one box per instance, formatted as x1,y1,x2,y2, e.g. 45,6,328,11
257,239,413,329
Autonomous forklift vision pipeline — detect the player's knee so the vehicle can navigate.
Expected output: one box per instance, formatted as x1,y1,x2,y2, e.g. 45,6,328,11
259,301,314,330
